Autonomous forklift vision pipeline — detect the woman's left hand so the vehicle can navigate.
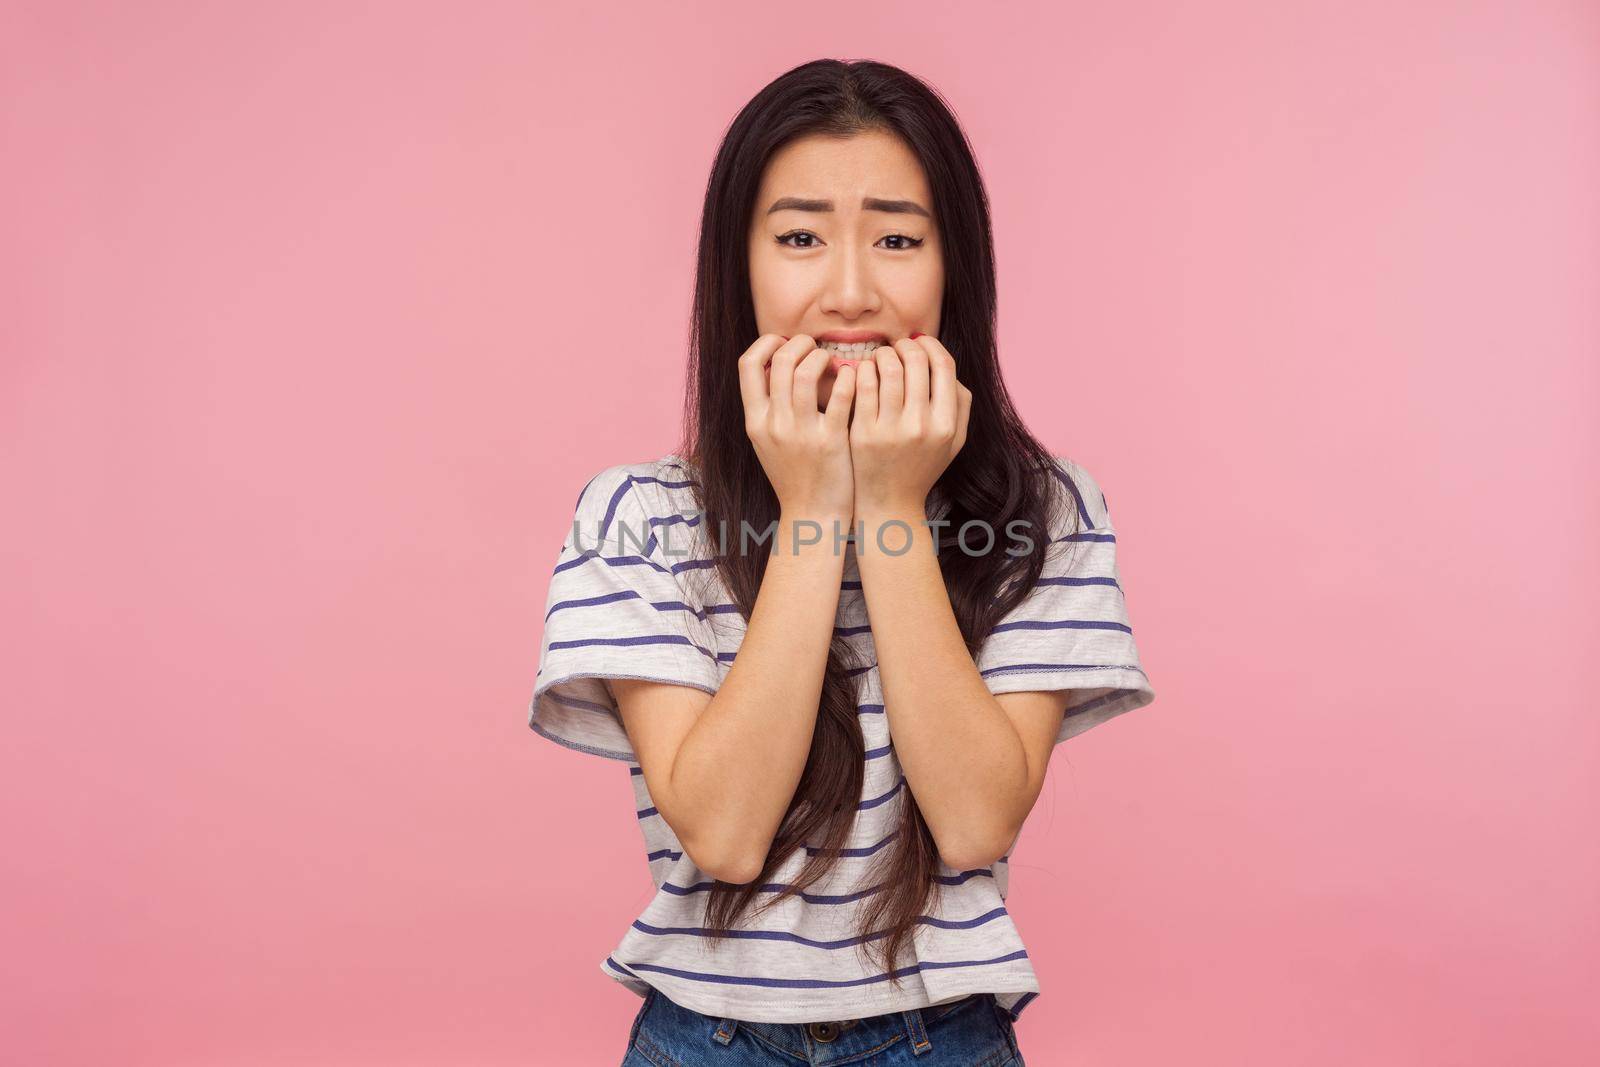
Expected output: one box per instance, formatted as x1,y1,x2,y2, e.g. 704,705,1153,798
848,333,971,514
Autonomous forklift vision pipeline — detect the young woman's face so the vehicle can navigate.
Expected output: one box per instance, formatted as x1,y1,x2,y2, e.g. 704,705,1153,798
747,129,945,411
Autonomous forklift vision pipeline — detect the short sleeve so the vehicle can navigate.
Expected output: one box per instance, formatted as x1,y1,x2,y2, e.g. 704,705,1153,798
527,463,722,762
975,456,1157,743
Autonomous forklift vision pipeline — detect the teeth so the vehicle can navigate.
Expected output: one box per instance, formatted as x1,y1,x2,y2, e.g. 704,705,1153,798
817,341,885,353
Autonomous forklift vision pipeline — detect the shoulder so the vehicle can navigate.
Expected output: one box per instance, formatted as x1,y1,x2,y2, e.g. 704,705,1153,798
1043,454,1113,533
570,455,695,526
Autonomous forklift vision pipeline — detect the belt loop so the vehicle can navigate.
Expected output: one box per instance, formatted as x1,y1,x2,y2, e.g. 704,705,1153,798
900,1005,933,1055
711,1016,739,1046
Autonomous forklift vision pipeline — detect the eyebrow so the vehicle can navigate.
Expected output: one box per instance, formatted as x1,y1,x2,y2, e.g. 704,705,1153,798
766,196,932,218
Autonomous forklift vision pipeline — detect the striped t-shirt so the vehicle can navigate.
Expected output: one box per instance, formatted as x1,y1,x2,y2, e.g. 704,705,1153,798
528,452,1155,1025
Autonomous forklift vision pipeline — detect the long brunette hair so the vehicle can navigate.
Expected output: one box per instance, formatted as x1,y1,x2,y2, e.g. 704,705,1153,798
672,58,1078,988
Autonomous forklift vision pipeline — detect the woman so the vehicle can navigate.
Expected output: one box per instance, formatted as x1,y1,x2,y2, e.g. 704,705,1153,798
529,58,1156,1065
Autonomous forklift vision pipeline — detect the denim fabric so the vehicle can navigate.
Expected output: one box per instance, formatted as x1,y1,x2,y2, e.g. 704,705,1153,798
619,987,1027,1066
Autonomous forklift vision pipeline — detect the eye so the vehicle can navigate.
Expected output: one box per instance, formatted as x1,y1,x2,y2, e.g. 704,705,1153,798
880,233,924,251
775,230,821,249
775,230,926,251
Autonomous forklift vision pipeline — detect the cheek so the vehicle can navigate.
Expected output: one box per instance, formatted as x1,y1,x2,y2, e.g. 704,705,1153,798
884,274,942,322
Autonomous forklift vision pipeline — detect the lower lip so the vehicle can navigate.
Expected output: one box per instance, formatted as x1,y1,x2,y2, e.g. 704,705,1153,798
826,351,868,370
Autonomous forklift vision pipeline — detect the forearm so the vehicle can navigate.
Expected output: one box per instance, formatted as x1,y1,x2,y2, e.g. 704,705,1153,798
669,509,849,881
855,503,1030,869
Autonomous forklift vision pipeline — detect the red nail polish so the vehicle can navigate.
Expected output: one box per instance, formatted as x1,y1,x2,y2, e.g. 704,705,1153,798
780,335,790,340
911,332,923,339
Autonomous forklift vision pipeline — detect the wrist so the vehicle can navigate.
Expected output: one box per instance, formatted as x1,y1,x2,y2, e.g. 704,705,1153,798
853,495,926,523
774,508,856,559
853,501,935,560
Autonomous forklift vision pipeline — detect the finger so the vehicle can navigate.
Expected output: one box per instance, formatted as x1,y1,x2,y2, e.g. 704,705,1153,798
954,384,971,454
895,338,930,417
874,345,903,416
918,337,958,431
768,335,809,416
854,356,879,427
824,361,856,433
738,334,788,413
793,344,830,417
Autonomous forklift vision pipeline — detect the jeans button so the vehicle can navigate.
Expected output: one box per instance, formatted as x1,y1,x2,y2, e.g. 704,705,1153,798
808,1021,838,1042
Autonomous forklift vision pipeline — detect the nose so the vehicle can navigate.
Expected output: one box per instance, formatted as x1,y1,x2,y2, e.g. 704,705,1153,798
817,240,879,319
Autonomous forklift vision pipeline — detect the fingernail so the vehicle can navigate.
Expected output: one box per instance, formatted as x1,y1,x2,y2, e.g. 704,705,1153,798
780,335,790,340
911,332,923,339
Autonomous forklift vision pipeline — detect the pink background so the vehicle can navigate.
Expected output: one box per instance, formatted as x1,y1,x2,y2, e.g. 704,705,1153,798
5,2,1597,1064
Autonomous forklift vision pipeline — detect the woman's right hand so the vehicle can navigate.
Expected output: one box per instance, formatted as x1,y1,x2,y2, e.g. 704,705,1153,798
739,334,857,520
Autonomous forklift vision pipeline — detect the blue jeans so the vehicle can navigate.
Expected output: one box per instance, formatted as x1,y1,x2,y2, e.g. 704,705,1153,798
620,986,1028,1066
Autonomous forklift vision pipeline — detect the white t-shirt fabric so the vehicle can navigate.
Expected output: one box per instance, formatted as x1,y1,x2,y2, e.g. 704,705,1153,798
528,452,1156,1024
